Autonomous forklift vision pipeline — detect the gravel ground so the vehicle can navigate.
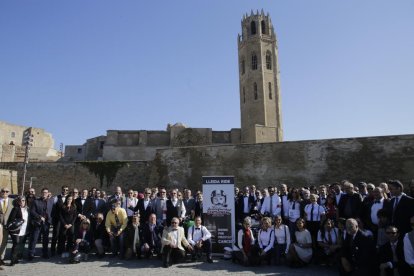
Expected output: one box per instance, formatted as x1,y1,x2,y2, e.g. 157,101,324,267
1,253,337,276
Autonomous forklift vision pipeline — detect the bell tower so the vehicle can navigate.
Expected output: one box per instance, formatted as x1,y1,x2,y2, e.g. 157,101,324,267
238,10,283,143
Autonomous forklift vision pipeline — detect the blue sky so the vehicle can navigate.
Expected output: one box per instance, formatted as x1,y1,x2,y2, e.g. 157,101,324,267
1,0,413,149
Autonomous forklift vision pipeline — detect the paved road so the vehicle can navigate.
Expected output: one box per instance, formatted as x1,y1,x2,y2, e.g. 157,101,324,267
2,254,337,276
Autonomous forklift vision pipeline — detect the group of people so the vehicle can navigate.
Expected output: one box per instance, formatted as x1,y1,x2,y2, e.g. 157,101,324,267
233,180,414,275
0,185,211,269
0,179,413,275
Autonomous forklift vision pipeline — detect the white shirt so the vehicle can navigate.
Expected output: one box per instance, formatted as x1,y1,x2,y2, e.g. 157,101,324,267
18,207,29,236
304,203,325,222
187,225,212,246
370,198,384,225
258,228,275,252
317,228,339,244
143,199,150,210
335,192,344,205
243,196,250,213
260,194,281,216
403,232,414,266
274,225,291,253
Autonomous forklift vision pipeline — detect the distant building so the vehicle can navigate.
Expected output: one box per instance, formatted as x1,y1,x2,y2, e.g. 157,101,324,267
65,10,283,161
0,120,60,162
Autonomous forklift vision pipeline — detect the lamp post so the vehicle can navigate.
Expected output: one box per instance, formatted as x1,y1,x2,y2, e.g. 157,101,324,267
21,127,34,196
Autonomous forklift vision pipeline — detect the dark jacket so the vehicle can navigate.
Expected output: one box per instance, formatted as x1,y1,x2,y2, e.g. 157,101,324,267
387,195,414,235
134,198,154,225
378,238,411,276
75,197,95,220
341,230,377,273
8,206,31,234
141,222,163,248
338,193,363,219
30,197,53,225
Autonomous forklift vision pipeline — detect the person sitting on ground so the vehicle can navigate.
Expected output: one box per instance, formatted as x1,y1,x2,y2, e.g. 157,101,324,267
124,214,142,259
141,213,163,258
92,213,107,258
273,215,290,265
257,216,274,265
316,218,340,266
105,199,128,258
286,218,312,268
233,216,259,266
187,216,213,263
161,217,193,268
71,219,93,262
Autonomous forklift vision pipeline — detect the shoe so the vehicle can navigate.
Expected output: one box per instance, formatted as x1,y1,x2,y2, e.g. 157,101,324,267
27,255,34,261
163,262,169,268
42,254,50,259
10,259,19,266
0,260,4,266
207,257,213,263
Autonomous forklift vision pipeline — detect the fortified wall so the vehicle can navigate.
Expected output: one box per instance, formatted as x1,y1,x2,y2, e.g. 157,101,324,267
0,134,413,194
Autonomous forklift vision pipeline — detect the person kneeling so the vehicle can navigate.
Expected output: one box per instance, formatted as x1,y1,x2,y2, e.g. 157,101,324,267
70,219,93,263
233,217,259,266
161,217,193,268
187,216,213,263
124,215,142,259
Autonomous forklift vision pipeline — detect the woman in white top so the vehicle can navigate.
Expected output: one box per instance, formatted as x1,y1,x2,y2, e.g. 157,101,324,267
287,188,302,239
8,196,30,266
287,218,312,267
304,194,325,247
257,217,274,264
316,218,340,265
234,217,257,266
273,215,290,265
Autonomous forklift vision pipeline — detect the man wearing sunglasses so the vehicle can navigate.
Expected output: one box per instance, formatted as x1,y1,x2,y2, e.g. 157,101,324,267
0,188,13,265
161,217,193,268
135,188,154,225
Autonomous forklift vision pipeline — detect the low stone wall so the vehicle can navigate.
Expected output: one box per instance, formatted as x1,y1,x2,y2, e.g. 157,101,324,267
0,134,413,194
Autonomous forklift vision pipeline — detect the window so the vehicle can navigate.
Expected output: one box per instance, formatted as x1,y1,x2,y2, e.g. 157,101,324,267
250,21,256,35
10,132,15,138
99,141,105,150
241,58,245,75
269,82,272,99
261,20,266,34
266,51,272,70
77,148,82,154
251,54,257,70
254,83,258,100
243,87,246,103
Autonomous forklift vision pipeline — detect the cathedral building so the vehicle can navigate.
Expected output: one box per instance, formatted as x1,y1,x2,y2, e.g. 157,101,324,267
64,11,283,161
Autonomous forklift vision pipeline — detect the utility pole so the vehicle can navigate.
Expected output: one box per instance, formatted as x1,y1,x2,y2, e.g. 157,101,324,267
22,127,34,196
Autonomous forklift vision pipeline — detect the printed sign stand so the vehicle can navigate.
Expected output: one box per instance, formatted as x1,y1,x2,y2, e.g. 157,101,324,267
202,176,235,253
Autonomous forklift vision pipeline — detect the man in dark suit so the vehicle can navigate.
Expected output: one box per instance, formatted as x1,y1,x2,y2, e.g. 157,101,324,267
141,213,163,258
340,218,377,276
75,189,95,229
387,180,414,235
134,188,154,225
194,193,203,220
183,189,196,219
50,185,69,256
236,186,255,223
338,182,363,219
379,226,411,276
91,189,107,218
28,187,53,260
166,189,186,226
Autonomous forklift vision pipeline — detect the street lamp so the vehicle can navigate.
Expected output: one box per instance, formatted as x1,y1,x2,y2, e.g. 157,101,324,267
21,127,34,196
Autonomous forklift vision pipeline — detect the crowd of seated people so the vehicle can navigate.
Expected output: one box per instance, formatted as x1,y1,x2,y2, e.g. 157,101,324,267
0,180,413,275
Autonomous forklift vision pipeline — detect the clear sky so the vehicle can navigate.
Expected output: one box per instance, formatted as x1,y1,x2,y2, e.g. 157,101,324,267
1,0,413,149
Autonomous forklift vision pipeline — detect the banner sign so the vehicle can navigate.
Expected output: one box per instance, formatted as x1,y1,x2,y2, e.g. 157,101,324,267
202,176,235,252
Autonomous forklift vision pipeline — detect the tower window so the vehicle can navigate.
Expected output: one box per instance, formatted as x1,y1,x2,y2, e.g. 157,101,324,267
251,54,257,70
250,21,256,35
10,132,15,138
243,87,246,103
269,82,272,99
266,51,272,70
261,20,266,34
241,58,245,75
254,83,258,100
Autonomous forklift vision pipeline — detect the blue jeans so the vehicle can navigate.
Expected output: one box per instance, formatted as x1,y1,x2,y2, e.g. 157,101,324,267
109,232,124,256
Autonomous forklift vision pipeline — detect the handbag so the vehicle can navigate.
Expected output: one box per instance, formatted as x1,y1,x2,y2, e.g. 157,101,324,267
6,218,24,233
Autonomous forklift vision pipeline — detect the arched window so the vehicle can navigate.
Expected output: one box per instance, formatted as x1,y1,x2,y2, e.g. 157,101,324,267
250,21,256,35
261,20,266,34
268,82,272,99
254,82,258,100
266,51,272,70
251,54,257,70
243,87,246,103
10,132,15,138
241,58,245,75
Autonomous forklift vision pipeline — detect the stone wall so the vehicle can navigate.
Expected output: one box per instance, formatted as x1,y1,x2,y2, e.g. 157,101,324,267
1,134,413,195
0,169,18,194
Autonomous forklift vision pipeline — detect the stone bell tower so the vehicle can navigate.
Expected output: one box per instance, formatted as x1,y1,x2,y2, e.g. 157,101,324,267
238,10,283,143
